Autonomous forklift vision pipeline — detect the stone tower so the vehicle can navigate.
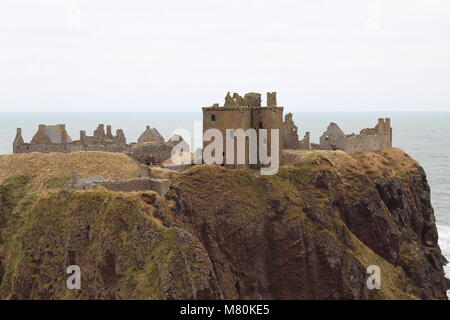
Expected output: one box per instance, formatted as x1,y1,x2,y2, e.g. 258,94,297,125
202,91,284,167
13,128,25,153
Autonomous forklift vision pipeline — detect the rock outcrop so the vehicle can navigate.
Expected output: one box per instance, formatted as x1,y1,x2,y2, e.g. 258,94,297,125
0,148,447,299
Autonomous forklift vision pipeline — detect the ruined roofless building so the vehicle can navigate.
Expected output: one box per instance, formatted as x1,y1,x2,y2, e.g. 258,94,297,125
202,92,284,167
319,118,392,154
137,126,165,144
13,124,128,154
13,124,72,153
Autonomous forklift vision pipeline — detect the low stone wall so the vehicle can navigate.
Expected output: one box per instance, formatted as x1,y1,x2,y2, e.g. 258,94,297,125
124,142,173,165
70,177,171,197
15,142,127,154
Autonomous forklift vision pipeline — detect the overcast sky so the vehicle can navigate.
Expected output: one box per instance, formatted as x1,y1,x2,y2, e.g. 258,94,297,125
0,0,449,112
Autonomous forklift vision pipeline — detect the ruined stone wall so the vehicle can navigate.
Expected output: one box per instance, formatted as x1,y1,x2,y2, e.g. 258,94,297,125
81,144,128,153
320,119,392,154
267,92,277,107
320,123,348,151
124,142,173,165
13,124,128,154
16,143,69,153
70,177,171,197
224,92,262,107
95,178,171,196
299,132,311,150
282,113,311,150
282,113,300,149
14,141,127,154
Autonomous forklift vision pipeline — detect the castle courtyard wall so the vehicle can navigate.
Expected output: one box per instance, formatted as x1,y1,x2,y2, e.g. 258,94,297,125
71,177,171,197
320,119,392,154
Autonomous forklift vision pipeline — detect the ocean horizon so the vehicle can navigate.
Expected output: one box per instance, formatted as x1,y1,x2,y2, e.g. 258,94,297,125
1,111,449,284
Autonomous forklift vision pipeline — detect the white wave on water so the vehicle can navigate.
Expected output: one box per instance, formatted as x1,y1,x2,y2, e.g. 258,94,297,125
437,224,450,299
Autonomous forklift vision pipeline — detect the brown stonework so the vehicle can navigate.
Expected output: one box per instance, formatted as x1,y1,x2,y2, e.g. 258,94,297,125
244,92,262,107
282,113,300,149
202,92,284,167
68,174,172,197
267,92,277,107
124,134,189,165
224,92,237,107
320,118,392,154
282,113,311,150
124,142,173,165
137,126,165,144
13,124,128,154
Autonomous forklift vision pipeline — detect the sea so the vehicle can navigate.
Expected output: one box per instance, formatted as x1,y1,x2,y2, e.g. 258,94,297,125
0,111,449,290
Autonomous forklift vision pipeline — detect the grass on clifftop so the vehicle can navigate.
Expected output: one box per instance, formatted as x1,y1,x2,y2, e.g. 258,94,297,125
282,148,420,179
0,152,141,193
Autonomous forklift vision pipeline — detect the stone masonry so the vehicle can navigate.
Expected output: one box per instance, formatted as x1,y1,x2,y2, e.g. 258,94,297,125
203,92,284,167
319,118,392,154
13,124,128,154
11,95,393,159
69,170,171,197
282,113,311,150
124,134,190,165
137,126,165,144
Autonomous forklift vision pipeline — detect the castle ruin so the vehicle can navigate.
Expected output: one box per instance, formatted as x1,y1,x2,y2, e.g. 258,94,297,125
137,126,165,144
13,124,128,154
69,169,171,197
319,118,392,154
282,113,311,150
11,94,393,160
202,92,284,167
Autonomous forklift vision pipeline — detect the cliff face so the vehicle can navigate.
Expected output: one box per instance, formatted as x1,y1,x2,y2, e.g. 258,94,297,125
0,149,447,299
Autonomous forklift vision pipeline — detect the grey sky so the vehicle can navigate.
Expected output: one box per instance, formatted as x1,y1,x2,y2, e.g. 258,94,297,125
0,0,449,112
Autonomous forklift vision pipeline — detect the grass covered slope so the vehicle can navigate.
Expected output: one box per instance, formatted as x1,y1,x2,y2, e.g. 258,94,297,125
0,148,448,299
0,152,141,193
1,191,218,299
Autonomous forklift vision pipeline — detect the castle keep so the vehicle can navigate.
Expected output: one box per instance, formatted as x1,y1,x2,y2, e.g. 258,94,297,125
319,118,392,154
202,92,284,166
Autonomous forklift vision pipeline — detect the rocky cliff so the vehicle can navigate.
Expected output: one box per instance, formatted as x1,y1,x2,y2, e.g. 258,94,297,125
0,149,448,299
